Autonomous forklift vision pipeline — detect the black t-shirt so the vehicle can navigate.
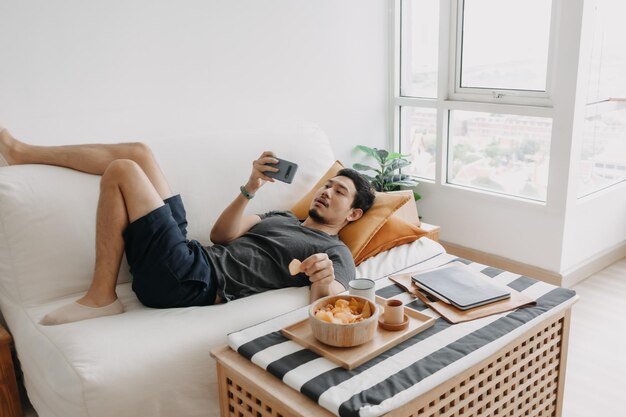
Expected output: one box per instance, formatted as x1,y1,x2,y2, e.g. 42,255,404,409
203,211,355,302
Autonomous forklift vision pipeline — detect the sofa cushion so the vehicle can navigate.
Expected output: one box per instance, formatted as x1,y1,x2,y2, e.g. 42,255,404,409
354,216,429,266
340,191,410,258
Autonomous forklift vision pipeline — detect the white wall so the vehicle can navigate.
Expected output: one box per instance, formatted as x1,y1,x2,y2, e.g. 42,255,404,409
416,184,567,271
0,0,389,164
561,186,626,272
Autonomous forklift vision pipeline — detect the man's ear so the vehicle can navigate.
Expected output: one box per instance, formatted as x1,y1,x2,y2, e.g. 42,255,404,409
346,208,363,223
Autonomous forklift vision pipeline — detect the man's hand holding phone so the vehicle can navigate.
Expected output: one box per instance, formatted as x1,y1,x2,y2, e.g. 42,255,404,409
265,157,298,184
246,151,298,195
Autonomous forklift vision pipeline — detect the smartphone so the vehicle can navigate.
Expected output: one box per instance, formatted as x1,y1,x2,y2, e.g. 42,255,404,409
265,158,298,184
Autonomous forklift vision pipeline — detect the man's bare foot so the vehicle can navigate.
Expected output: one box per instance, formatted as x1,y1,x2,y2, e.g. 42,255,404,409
0,126,23,166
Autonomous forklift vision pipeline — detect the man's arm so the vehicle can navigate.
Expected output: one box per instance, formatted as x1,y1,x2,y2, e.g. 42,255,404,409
310,280,345,303
210,151,279,244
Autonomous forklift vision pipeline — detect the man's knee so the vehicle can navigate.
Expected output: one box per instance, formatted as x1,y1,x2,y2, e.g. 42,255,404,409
101,159,143,186
125,142,155,167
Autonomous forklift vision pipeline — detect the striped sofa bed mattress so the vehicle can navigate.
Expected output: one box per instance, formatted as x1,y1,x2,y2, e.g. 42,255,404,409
228,251,577,417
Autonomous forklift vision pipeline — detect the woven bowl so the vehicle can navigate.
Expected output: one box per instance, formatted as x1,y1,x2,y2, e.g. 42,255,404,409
309,295,378,347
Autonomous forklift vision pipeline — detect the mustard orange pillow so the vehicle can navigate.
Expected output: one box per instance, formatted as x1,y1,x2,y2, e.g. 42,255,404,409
289,162,411,261
338,191,410,260
354,216,429,266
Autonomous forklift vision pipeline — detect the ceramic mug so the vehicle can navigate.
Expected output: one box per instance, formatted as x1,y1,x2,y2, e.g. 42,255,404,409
384,299,404,324
348,278,376,302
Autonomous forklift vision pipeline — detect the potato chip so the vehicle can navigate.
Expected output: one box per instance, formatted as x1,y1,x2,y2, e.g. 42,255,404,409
349,298,360,313
361,301,372,319
288,259,302,276
315,310,334,323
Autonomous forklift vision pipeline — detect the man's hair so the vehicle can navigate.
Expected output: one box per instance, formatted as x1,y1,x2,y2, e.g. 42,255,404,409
336,168,376,213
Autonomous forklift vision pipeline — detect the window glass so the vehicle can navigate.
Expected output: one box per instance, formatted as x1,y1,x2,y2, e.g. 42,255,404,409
579,0,626,196
401,107,437,180
579,107,626,196
448,110,552,201
459,0,552,91
400,0,439,98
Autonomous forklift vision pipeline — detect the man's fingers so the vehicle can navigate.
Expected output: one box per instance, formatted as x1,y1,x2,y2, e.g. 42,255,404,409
302,253,328,264
303,258,333,280
309,269,334,285
253,158,279,172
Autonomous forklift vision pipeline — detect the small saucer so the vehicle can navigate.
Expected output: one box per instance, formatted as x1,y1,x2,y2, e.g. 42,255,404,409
378,314,409,331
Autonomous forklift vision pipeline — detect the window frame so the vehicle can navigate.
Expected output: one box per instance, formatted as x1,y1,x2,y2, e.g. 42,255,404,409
448,0,558,107
393,0,557,205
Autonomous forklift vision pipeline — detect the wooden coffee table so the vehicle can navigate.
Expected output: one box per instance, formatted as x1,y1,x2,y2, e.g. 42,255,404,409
211,307,572,417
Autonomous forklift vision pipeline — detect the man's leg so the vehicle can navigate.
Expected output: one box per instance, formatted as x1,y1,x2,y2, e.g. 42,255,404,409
0,127,172,199
41,159,165,325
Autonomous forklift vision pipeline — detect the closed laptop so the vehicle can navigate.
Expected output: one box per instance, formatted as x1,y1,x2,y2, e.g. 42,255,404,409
411,262,511,310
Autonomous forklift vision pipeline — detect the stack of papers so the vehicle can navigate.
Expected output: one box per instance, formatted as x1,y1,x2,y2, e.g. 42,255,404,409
411,262,511,310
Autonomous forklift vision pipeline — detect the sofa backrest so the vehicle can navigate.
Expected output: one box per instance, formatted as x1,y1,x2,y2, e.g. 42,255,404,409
0,123,335,306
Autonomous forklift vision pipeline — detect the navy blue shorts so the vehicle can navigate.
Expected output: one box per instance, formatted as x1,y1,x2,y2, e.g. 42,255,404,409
122,195,217,308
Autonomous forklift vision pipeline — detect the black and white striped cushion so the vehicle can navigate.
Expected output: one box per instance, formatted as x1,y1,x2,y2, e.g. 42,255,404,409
228,254,577,417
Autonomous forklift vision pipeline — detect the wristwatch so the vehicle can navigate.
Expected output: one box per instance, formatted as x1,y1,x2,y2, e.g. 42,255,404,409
239,185,255,200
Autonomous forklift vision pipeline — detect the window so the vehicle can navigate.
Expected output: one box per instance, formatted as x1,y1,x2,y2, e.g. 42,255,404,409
578,0,626,197
397,0,555,202
458,0,552,93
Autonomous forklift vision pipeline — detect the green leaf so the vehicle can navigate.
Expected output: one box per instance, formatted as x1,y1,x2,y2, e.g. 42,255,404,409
413,191,421,201
352,163,380,173
387,180,419,187
371,178,384,191
383,159,411,175
387,151,404,160
388,174,417,183
355,145,383,164
376,149,389,163
383,184,401,192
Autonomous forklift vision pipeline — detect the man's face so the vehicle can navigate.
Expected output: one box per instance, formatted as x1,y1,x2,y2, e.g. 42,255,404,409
308,176,361,226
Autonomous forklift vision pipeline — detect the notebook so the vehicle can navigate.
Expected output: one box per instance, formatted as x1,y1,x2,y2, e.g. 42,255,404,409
411,262,511,310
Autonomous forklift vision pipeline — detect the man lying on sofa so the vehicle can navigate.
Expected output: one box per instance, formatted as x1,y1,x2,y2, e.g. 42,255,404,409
0,126,375,325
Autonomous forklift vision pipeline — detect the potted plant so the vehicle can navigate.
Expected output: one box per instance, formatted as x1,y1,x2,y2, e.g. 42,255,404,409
352,145,421,201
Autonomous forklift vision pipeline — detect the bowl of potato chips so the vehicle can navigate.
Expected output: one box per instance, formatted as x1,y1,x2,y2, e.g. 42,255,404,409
309,295,378,347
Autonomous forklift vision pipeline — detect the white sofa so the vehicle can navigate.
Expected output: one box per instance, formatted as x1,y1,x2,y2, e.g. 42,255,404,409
0,124,445,417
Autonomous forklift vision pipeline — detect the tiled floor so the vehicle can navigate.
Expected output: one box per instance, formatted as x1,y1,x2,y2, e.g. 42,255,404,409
19,258,626,417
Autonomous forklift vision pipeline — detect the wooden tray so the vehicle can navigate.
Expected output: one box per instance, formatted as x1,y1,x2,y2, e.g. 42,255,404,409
281,296,435,370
